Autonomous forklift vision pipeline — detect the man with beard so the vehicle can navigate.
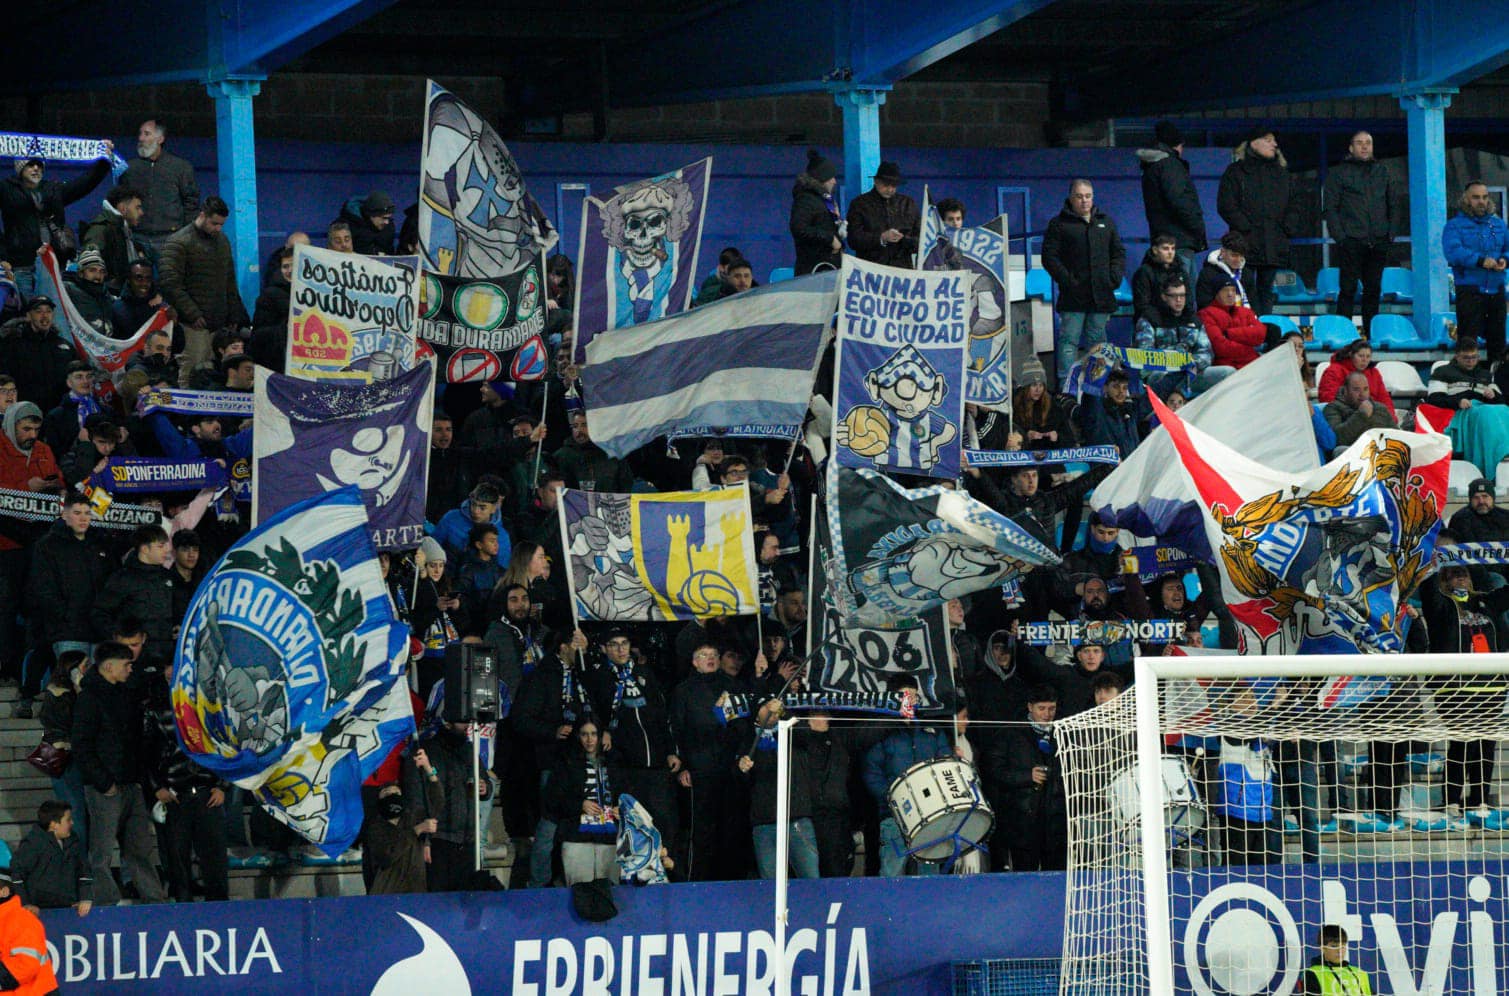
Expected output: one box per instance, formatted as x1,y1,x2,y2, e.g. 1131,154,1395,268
484,583,545,699
1443,180,1509,356
121,119,200,253
1448,479,1509,589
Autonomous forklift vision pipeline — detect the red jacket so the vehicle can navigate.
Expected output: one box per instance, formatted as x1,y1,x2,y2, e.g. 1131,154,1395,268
1317,350,1396,417
1198,302,1267,369
0,433,60,552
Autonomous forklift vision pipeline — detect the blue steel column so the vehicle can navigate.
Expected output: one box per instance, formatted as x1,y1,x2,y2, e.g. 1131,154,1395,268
831,85,889,205
208,76,265,314
1400,87,1455,338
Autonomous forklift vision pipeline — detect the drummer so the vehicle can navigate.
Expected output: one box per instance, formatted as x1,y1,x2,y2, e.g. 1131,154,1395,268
860,676,964,877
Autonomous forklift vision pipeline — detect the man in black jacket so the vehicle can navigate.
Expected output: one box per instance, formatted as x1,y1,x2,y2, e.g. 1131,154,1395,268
121,120,200,252
27,491,111,662
1447,479,1509,587
789,151,843,275
71,641,167,905
144,658,228,902
845,162,919,268
1218,126,1301,316
0,295,77,410
1000,685,1068,871
82,186,145,293
1137,122,1207,281
90,525,178,673
0,151,114,293
1042,180,1127,388
426,412,477,524
1323,131,1402,328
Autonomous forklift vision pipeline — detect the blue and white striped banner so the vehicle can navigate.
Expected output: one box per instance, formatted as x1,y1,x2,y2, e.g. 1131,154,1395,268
1435,542,1509,568
581,272,835,458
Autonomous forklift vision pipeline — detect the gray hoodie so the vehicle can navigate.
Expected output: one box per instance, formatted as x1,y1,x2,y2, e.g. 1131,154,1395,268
4,400,42,452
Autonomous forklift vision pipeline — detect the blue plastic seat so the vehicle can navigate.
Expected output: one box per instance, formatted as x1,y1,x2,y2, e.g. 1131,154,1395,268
1311,314,1361,349
1314,267,1341,301
1260,314,1300,336
1369,313,1431,350
1272,269,1318,303
1025,268,1053,301
1430,312,1457,350
1113,276,1132,305
1380,267,1413,302
768,267,794,284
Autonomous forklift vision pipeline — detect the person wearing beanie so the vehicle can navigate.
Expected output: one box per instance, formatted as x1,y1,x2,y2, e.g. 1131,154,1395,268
1199,277,1267,370
1218,124,1300,316
333,189,398,256
1195,231,1251,311
846,161,919,268
0,145,114,294
1136,121,1206,279
63,246,115,334
789,149,843,275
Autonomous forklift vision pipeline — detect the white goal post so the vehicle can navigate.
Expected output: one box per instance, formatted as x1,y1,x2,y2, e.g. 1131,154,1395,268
1059,652,1509,996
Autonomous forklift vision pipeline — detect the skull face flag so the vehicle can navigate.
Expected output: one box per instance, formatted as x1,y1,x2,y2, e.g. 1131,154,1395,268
559,485,759,622
1148,390,1449,654
572,157,713,363
834,255,970,479
826,465,1062,628
171,486,413,855
418,80,558,278
252,364,434,551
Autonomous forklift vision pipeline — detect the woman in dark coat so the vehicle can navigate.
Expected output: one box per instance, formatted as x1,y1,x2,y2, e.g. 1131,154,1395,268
248,247,293,373
789,150,843,275
544,719,622,884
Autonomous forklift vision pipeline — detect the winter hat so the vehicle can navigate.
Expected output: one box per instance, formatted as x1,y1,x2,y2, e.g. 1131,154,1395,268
362,190,396,218
26,294,55,311
419,536,446,564
1469,478,1494,498
804,149,837,184
1019,357,1047,388
13,157,42,175
1242,123,1276,145
76,247,106,271
1154,121,1185,148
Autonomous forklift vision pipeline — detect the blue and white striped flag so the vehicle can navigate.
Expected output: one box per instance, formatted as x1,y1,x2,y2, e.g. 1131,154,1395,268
172,486,413,854
580,271,836,458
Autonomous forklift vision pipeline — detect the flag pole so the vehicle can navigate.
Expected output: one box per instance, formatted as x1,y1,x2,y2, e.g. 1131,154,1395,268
532,378,550,487
556,485,590,675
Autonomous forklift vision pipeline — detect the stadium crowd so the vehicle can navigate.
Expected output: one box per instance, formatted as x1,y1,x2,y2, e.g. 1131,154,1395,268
0,115,1506,931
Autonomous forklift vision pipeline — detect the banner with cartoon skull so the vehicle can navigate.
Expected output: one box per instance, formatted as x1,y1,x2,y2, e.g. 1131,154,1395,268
833,255,970,480
572,157,712,363
252,364,434,551
172,486,413,855
824,465,1061,628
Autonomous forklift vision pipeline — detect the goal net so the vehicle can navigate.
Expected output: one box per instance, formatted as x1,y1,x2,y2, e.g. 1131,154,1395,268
1057,653,1509,996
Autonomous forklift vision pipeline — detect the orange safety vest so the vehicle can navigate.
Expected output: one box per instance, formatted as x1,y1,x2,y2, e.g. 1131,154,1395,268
0,895,59,996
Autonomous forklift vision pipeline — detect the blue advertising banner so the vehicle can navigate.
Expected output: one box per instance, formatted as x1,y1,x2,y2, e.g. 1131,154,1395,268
37,875,1063,995
833,255,970,480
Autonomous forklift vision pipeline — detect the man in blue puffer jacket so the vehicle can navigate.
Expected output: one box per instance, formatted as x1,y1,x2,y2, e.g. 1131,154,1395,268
1442,181,1509,357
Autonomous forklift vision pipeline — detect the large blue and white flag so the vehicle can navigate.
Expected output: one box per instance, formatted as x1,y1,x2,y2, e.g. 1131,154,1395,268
826,465,1061,628
834,255,970,479
171,487,413,854
918,209,1014,411
580,271,835,458
253,363,434,551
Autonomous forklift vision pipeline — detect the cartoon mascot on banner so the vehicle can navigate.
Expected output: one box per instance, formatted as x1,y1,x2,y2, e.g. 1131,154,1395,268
837,344,958,473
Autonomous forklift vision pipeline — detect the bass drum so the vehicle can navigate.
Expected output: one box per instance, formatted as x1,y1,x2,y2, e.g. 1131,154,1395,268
885,758,995,862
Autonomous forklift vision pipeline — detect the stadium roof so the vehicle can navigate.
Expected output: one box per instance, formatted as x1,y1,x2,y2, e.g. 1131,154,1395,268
9,0,1509,121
